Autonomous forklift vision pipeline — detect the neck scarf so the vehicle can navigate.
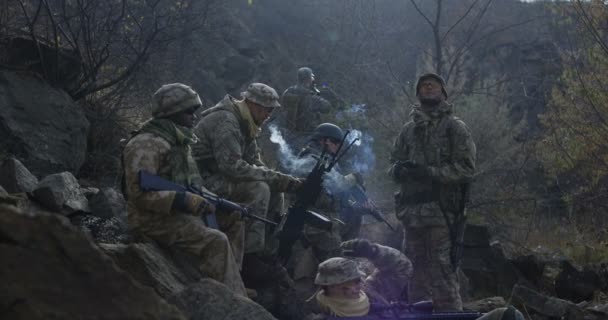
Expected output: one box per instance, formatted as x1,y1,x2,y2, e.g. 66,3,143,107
235,100,260,139
315,290,370,317
138,118,201,186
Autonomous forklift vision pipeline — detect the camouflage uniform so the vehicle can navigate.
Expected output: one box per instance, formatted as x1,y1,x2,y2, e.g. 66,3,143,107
123,83,246,296
389,99,476,311
295,140,361,263
279,68,332,149
192,83,299,255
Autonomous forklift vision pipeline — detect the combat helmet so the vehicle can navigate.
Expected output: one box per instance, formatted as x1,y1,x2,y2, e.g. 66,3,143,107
315,257,365,286
152,83,202,118
415,73,448,99
312,123,344,142
242,83,281,108
298,67,315,83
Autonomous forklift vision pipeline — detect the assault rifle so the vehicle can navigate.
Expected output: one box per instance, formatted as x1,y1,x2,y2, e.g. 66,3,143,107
341,184,396,231
368,300,482,320
138,170,277,229
275,131,356,265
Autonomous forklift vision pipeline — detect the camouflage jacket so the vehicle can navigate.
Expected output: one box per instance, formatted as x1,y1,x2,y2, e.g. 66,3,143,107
122,121,201,229
389,102,476,212
281,84,332,134
192,95,291,187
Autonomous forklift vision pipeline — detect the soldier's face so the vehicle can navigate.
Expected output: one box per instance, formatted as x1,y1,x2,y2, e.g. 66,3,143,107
326,278,363,299
418,79,444,102
322,138,340,155
249,102,274,125
169,107,198,128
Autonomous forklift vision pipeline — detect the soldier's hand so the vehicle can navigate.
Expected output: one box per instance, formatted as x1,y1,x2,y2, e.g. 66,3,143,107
277,174,303,193
286,177,304,193
341,238,378,259
402,160,430,179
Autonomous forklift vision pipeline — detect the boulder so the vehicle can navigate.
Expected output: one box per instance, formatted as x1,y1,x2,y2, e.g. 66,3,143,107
32,172,89,213
461,225,521,299
512,284,584,320
463,296,507,313
169,280,277,320
0,204,186,320
556,260,602,302
101,242,277,320
0,157,38,193
88,187,127,224
0,70,89,176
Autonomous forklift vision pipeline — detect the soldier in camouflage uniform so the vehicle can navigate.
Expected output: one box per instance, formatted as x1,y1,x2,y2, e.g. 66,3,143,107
192,83,302,259
279,67,332,149
307,239,413,319
123,83,247,296
294,123,364,263
309,240,523,320
388,73,476,311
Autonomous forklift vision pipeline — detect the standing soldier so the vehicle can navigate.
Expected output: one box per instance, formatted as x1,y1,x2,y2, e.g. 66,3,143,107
192,83,302,262
388,73,476,311
122,83,247,296
280,67,332,149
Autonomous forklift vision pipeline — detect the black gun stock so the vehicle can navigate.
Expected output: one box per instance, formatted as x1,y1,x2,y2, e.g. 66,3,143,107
138,170,277,229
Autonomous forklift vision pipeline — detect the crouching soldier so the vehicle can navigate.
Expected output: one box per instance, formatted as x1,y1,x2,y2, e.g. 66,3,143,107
307,240,523,320
122,83,246,296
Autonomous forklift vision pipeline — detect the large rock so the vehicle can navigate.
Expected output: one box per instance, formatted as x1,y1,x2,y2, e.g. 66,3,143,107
0,204,186,320
461,225,521,299
88,187,127,223
512,284,584,320
32,172,89,213
0,70,88,176
169,280,276,320
0,157,38,193
101,242,277,319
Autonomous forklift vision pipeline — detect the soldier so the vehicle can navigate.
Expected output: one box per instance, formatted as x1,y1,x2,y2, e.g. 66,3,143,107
388,73,476,311
280,67,333,149
122,83,246,296
192,82,303,262
308,240,524,320
295,123,364,259
308,238,413,318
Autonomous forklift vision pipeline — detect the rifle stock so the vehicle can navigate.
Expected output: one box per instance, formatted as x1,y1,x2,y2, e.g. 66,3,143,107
138,170,277,229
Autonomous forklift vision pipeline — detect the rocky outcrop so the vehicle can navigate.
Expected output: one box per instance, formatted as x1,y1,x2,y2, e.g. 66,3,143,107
32,171,89,214
0,69,88,176
0,204,186,320
0,157,38,193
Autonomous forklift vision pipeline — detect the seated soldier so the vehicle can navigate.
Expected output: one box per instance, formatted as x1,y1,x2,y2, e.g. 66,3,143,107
308,239,524,320
192,83,302,262
122,83,246,296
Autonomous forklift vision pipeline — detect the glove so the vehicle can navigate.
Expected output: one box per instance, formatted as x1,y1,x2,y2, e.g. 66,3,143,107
402,160,431,180
341,238,378,259
173,191,216,216
276,174,304,193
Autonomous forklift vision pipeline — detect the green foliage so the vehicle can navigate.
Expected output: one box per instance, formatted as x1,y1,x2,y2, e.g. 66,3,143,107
537,1,608,206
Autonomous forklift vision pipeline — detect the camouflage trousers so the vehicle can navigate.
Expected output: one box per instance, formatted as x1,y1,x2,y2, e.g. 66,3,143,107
204,175,284,255
398,203,462,311
134,214,247,296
